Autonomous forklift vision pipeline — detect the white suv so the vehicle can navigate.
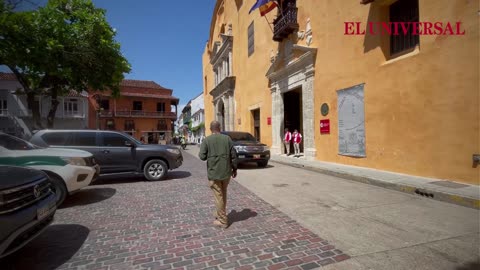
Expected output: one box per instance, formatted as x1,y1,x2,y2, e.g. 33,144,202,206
0,133,99,205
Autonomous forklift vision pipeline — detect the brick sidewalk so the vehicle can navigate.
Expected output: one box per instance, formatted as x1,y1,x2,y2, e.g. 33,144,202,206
1,152,349,270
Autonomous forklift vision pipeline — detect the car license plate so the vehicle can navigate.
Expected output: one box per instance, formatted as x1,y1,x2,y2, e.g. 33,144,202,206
253,154,261,159
37,205,51,220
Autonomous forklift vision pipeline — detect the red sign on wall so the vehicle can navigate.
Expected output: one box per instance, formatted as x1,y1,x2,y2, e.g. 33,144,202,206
320,119,330,134
267,117,271,125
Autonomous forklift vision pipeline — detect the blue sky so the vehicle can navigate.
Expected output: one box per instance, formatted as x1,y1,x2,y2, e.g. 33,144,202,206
3,0,216,113
92,0,215,112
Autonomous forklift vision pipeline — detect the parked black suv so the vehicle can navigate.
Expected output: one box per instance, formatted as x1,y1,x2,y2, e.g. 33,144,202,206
222,131,270,167
30,130,183,181
0,166,56,258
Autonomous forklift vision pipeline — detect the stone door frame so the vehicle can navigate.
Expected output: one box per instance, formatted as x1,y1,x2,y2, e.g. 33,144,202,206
267,45,317,160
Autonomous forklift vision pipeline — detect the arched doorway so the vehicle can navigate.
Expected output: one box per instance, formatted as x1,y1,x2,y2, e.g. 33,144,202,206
217,99,226,130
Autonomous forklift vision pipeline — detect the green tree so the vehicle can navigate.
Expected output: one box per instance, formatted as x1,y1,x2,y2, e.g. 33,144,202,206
0,0,130,128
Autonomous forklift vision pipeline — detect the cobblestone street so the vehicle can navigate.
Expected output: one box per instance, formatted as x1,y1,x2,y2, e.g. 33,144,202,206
0,151,349,270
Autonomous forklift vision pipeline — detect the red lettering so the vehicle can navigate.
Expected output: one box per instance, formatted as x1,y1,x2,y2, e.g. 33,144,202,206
433,22,443,35
456,22,465,35
444,22,454,35
412,22,420,35
356,22,366,35
344,22,355,35
368,22,376,35
423,22,433,35
380,22,391,35
400,22,410,35
392,22,400,35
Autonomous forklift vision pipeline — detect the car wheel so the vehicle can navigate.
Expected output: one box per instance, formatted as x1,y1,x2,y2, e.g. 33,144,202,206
46,173,67,206
144,159,168,181
257,161,268,168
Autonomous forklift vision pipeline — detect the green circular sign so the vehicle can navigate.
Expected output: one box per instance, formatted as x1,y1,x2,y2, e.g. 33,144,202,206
321,103,329,116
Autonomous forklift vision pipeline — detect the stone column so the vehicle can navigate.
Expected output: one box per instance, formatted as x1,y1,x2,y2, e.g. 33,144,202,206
228,92,235,131
223,96,229,131
302,69,316,160
213,100,218,121
228,51,233,76
270,86,283,155
224,59,227,79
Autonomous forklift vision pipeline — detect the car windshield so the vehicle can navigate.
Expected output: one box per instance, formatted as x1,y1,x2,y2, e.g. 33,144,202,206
226,132,257,142
0,134,41,150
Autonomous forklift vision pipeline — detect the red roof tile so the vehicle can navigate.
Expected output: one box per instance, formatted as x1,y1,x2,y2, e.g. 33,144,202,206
120,79,170,90
0,72,17,81
66,90,88,97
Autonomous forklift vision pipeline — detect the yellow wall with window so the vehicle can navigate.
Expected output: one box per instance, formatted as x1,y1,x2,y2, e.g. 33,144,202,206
203,0,479,184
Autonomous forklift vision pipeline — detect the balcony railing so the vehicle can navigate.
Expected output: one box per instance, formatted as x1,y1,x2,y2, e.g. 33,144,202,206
273,4,299,42
99,110,177,119
0,109,9,117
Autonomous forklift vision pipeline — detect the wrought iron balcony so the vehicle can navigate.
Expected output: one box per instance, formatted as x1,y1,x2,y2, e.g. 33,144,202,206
273,4,299,42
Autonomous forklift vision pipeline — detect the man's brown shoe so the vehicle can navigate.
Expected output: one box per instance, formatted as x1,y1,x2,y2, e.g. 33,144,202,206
213,220,228,229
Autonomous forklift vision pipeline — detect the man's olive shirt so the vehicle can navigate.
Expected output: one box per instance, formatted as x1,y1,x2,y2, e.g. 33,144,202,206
199,133,238,181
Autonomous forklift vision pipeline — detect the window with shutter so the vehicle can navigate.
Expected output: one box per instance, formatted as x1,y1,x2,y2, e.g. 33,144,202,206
248,22,254,57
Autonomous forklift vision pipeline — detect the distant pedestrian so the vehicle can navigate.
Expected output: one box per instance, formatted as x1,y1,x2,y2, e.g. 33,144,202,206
199,121,238,229
284,128,292,156
140,137,146,144
293,129,302,157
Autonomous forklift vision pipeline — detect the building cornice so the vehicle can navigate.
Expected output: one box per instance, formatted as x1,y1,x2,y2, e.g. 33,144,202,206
210,34,233,67
209,76,235,101
266,45,317,82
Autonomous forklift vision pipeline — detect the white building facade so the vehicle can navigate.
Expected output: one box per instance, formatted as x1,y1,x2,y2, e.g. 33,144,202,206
190,93,205,144
0,73,89,139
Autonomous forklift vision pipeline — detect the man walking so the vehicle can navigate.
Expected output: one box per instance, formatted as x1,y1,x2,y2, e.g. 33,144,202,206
293,129,302,157
199,121,238,229
284,128,292,156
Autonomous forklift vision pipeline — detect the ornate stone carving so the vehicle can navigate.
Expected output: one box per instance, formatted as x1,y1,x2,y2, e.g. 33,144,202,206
267,44,317,159
297,18,313,46
305,18,313,46
270,50,278,63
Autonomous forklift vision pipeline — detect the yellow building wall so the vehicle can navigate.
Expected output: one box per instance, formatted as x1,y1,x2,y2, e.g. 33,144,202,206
203,0,275,145
303,0,478,184
202,44,214,134
204,0,479,184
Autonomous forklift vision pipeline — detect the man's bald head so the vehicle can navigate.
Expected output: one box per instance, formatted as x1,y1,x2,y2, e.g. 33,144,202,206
210,121,221,133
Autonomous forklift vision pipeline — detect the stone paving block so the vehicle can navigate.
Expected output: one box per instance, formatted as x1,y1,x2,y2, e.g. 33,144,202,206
300,262,320,270
0,153,349,270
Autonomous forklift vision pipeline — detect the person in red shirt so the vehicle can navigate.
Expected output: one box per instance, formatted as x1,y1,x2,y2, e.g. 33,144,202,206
293,129,302,157
284,128,292,156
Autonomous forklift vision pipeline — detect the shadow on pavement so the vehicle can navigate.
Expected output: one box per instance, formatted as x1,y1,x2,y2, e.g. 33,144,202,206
92,175,144,185
165,171,191,180
60,187,116,208
228,209,258,225
456,261,480,270
238,163,274,170
0,224,89,270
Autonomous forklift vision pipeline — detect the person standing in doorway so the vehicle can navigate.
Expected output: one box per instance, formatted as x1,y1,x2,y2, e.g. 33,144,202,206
284,128,292,156
293,129,302,157
199,121,238,229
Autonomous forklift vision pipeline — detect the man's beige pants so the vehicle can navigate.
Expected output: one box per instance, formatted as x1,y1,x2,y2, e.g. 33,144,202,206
284,142,291,155
209,179,230,225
